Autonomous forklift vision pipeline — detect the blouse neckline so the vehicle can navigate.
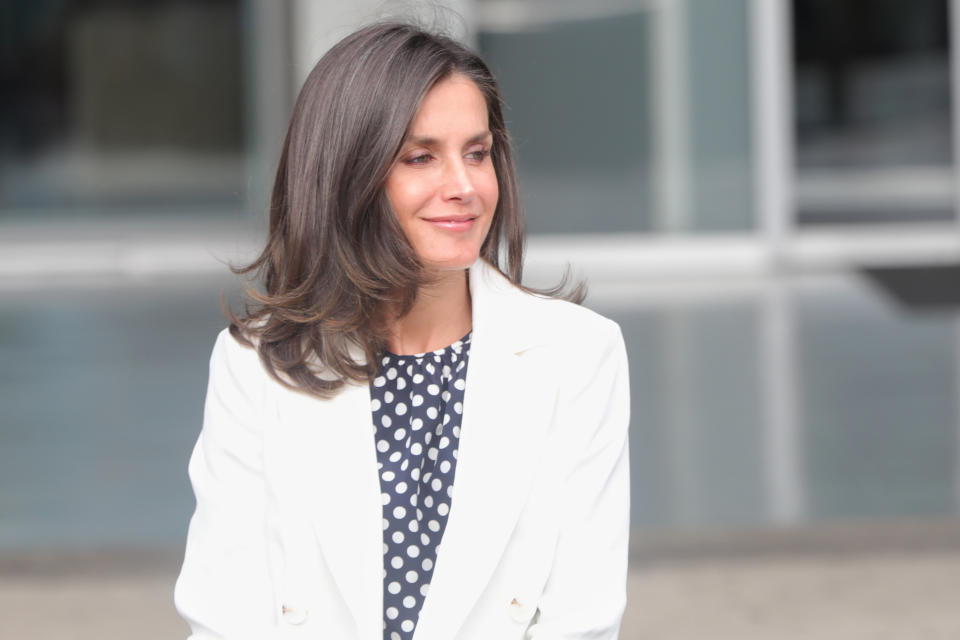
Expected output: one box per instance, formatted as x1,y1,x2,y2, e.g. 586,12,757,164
382,330,472,360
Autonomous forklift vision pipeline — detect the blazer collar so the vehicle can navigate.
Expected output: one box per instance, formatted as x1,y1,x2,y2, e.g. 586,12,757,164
468,258,548,356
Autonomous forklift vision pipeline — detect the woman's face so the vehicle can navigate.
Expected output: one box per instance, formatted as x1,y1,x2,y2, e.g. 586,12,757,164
385,74,498,274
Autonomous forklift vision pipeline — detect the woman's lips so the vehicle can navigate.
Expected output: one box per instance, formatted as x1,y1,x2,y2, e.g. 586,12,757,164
424,216,476,231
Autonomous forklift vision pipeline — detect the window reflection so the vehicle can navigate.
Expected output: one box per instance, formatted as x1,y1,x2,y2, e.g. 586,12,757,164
0,0,246,212
793,0,953,224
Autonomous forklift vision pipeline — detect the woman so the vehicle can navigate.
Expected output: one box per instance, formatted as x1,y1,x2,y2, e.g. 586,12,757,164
175,21,630,640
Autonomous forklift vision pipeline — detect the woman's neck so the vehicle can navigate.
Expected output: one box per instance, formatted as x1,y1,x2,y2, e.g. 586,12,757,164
385,268,472,355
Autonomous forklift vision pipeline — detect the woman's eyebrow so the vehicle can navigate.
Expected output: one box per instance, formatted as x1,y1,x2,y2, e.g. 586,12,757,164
404,131,492,146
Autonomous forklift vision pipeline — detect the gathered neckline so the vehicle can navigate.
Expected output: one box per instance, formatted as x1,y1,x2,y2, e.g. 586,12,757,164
382,330,472,360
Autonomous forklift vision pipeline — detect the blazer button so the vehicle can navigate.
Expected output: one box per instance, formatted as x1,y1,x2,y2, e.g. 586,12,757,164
509,597,533,624
282,604,308,625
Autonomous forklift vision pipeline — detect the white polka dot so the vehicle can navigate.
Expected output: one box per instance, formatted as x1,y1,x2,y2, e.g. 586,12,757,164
374,376,386,387
428,520,440,532
454,402,463,414
408,520,419,532
443,413,451,425
386,367,397,380
427,383,440,396
422,557,433,571
395,402,407,415
407,545,420,558
393,428,406,441
427,448,438,461
383,542,388,554
403,595,416,608
390,556,403,569
371,398,381,411
424,495,434,508
391,633,401,640
381,493,391,505
377,439,389,453
425,363,435,374
393,506,406,519
409,493,418,506
392,531,405,544
412,394,424,407
384,391,394,403
381,414,392,428
405,570,418,583
388,581,401,594
439,460,451,473
447,485,454,498
401,620,414,632
400,458,409,471
454,378,466,390
395,481,408,494
424,432,432,445
441,390,451,402
420,583,430,597
382,518,389,530
413,373,424,384
439,436,450,449
411,417,423,430
426,406,438,419
431,478,443,491
386,606,398,619
420,533,431,546
452,426,460,437
438,502,449,516
410,443,423,456
396,377,407,390
389,451,402,463
382,470,395,482
411,467,420,481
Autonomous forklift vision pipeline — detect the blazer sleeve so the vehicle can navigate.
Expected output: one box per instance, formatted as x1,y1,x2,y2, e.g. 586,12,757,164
174,329,278,639
527,320,631,639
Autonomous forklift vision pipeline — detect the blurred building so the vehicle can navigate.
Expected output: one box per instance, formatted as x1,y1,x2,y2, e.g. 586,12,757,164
1,0,959,586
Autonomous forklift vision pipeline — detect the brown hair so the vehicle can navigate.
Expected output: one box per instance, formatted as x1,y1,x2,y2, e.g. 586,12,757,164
230,21,581,398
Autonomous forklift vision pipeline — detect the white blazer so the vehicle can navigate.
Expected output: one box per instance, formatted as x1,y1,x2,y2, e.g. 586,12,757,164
175,259,631,640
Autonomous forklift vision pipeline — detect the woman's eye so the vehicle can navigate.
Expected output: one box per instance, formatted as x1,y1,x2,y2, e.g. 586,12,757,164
466,149,491,162
405,153,432,165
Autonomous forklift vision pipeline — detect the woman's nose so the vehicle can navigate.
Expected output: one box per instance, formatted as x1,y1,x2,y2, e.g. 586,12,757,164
440,159,476,202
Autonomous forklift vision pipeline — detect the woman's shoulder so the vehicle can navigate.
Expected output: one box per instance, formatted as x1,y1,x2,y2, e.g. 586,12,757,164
473,260,620,337
209,326,269,384
491,280,624,362
529,292,618,332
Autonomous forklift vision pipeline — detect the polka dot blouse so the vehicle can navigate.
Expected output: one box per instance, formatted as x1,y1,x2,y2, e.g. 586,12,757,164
370,332,471,640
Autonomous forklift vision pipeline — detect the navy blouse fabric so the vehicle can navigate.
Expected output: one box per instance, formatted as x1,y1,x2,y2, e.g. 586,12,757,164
370,332,471,640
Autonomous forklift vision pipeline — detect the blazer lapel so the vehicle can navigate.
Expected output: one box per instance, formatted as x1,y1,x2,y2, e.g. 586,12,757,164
275,380,383,640
414,261,553,640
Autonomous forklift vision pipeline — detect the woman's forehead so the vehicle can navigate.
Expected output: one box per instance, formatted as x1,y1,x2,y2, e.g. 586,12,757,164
404,75,490,141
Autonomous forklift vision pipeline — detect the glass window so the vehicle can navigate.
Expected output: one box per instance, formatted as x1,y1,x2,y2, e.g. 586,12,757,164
793,0,953,224
478,0,755,234
479,9,655,234
0,0,247,215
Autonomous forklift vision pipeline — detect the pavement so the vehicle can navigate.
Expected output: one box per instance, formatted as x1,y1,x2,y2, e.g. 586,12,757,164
3,519,959,639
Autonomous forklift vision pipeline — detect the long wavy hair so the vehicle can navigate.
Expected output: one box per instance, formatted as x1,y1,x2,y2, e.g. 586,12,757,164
230,21,581,398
